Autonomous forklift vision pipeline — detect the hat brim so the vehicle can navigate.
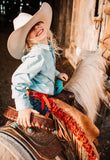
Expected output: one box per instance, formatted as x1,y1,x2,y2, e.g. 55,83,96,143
7,2,52,59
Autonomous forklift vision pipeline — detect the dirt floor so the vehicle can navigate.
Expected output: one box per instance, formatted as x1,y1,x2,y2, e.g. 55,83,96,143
0,21,110,160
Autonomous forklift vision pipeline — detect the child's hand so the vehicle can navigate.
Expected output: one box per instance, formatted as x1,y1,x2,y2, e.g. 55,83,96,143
57,73,68,82
17,108,39,128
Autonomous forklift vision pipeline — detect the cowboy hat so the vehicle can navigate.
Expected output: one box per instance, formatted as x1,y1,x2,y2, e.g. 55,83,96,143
7,2,52,59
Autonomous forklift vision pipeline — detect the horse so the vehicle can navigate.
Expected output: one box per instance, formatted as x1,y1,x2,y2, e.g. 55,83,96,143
64,49,107,122
0,49,107,160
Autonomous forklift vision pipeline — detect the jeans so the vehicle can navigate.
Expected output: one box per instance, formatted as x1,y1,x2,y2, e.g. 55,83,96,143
29,97,49,116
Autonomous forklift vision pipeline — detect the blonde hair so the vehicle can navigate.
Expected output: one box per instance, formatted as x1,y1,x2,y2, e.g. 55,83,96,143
25,24,60,55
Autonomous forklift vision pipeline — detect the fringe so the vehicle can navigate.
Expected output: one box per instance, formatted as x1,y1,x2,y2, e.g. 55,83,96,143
43,95,99,160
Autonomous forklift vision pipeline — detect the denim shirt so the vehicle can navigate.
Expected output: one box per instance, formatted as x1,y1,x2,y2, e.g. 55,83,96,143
11,42,60,111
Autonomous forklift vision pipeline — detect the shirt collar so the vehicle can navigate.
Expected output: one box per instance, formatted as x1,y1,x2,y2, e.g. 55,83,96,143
22,42,54,62
37,41,53,50
35,43,50,50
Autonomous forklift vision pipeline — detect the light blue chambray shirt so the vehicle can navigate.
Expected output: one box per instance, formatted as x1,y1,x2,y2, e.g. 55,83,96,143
11,42,60,111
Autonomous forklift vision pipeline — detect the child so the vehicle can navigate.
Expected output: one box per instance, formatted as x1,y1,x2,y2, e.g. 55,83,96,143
7,3,68,128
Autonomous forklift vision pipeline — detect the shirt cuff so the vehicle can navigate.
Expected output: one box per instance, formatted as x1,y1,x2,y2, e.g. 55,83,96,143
15,98,33,111
55,70,60,76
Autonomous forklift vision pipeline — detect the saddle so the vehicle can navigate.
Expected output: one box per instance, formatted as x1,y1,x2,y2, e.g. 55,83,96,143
2,106,77,159
3,106,55,131
2,91,100,160
0,120,63,160
2,106,64,159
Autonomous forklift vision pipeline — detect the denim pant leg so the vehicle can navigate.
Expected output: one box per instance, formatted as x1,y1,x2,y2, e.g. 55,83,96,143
29,97,49,116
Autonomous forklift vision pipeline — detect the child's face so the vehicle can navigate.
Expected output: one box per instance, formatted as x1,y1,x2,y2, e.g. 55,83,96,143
27,22,48,44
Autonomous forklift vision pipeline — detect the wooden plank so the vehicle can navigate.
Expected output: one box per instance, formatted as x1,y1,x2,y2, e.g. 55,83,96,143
99,0,110,41
75,0,103,50
64,0,73,48
65,0,81,68
55,0,67,46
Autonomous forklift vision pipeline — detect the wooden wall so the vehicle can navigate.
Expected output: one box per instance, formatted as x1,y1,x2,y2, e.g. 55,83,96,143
52,0,110,68
52,0,73,49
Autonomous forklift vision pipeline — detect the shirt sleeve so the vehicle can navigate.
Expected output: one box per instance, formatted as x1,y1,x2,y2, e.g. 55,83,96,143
12,53,44,111
55,69,60,77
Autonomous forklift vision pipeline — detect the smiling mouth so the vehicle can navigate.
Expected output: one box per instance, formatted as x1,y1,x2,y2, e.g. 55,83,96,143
36,29,44,36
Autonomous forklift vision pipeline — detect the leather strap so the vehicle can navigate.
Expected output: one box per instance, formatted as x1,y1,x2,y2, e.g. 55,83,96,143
3,106,55,131
100,34,110,50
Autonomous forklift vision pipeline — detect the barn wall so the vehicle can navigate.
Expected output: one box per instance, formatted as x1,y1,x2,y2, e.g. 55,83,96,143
52,0,73,48
53,0,110,68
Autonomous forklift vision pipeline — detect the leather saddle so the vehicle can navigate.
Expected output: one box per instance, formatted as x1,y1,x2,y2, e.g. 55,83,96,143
2,106,77,160
1,106,63,159
0,120,63,160
1,90,86,160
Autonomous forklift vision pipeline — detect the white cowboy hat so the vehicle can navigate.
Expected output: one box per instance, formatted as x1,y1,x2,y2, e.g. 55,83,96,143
7,2,52,59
